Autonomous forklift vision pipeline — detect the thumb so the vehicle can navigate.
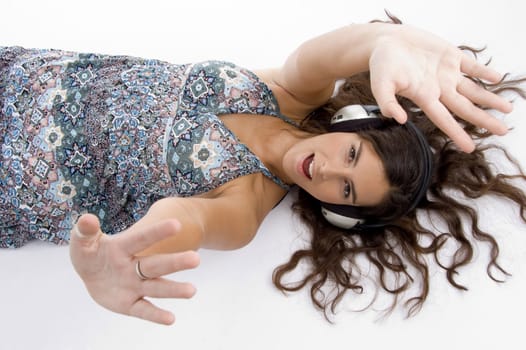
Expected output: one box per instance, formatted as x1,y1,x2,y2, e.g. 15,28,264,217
70,213,103,247
371,79,408,124
380,100,408,124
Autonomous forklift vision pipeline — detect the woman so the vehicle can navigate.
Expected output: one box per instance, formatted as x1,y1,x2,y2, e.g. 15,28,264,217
1,15,523,325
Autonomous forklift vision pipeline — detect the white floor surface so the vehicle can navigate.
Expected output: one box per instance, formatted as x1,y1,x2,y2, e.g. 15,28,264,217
1,1,525,349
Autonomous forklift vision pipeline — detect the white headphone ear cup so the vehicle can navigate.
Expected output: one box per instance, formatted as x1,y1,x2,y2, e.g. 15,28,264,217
331,105,370,124
321,207,362,229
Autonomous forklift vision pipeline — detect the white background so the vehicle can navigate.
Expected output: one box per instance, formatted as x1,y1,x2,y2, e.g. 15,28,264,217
1,1,526,349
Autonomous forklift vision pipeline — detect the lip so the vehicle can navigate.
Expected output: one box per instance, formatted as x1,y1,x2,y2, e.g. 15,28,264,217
300,154,314,180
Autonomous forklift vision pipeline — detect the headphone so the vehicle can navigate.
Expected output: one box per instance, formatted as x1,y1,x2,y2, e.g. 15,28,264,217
320,105,433,230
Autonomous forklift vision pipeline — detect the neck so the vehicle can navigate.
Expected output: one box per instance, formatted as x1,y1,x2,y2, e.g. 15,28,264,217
258,122,310,185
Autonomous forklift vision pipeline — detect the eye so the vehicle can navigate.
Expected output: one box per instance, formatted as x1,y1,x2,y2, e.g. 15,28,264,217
348,146,356,162
343,180,351,198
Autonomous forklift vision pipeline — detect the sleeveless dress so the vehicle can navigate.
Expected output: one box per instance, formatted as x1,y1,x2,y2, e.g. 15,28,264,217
0,47,292,248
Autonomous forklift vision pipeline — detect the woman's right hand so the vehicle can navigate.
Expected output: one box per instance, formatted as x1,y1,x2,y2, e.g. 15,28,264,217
69,213,200,325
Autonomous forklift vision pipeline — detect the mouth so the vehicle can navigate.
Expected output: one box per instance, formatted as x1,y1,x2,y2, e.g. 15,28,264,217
301,154,314,180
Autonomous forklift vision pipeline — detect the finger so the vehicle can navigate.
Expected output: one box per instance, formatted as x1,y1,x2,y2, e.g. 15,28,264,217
442,88,508,136
70,213,104,248
137,251,200,278
141,279,197,299
129,298,175,325
421,99,476,153
458,77,513,114
461,55,503,83
371,80,408,123
116,219,181,256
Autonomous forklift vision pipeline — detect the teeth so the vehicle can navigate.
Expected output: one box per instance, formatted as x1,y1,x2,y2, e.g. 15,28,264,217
308,159,314,179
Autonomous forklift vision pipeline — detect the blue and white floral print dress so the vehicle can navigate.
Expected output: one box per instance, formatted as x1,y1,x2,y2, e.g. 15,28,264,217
0,47,291,248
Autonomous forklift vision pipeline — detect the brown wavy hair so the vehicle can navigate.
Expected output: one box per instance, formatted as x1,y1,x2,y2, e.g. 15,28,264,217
272,14,526,320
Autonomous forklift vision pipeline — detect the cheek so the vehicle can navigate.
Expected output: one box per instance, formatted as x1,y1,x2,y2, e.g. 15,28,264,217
305,181,339,204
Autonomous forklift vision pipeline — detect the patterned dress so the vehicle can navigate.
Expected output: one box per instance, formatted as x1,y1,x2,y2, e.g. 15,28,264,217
0,47,292,248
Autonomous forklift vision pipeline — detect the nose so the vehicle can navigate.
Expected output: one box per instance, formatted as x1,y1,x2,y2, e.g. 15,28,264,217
318,160,348,181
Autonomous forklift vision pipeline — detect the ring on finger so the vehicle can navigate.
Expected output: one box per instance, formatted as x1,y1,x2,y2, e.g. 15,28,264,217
135,260,151,281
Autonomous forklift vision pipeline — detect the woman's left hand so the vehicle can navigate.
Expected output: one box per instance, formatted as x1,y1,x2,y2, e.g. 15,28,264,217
368,25,513,152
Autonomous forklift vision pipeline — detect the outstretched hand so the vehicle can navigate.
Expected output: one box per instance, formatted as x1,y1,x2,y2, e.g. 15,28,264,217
69,213,200,325
369,26,513,152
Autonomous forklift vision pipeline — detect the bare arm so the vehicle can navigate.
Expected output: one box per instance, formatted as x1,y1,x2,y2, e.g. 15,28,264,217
136,189,264,255
272,24,383,107
70,177,269,325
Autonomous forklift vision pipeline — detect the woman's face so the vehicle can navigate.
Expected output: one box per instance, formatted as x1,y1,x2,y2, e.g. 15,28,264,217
282,132,390,207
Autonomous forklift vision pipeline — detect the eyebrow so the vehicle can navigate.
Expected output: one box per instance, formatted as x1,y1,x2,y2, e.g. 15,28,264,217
350,141,363,204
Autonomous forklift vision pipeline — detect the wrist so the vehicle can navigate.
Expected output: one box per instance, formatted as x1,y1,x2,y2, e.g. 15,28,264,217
345,22,401,70
318,22,400,78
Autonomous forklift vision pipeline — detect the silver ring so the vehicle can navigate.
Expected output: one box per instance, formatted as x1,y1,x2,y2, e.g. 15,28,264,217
135,260,150,280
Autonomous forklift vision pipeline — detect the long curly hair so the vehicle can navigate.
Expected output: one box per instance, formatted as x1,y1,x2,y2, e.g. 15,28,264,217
272,14,526,320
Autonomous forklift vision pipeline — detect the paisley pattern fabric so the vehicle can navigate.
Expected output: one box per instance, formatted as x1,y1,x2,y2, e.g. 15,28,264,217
0,46,291,248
